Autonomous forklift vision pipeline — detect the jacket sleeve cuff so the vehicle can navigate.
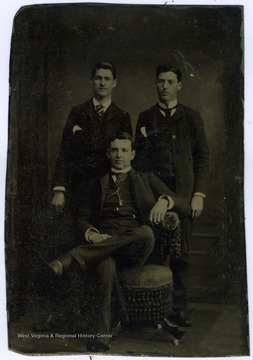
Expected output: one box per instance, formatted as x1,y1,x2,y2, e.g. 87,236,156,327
158,195,175,210
194,192,206,198
85,228,100,242
53,186,66,192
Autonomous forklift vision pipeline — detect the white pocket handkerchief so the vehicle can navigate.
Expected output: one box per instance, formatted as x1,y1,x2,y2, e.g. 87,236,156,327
140,126,147,137
72,125,82,134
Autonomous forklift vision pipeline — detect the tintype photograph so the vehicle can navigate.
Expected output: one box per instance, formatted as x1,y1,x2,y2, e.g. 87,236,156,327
5,2,248,357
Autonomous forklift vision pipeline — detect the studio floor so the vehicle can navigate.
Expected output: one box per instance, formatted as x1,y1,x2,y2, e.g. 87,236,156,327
8,302,249,358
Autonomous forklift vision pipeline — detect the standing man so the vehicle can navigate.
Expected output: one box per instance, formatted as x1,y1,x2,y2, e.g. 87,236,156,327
52,61,132,214
48,132,191,352
34,62,132,333
134,63,209,325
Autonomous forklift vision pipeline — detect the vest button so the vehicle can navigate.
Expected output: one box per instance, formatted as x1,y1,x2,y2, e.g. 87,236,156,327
172,135,176,139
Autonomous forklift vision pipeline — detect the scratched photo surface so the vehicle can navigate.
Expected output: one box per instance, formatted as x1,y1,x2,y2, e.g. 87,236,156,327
6,3,248,357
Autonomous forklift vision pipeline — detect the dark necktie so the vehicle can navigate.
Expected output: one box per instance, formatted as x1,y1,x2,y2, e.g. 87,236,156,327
111,172,128,185
95,104,105,117
159,105,177,119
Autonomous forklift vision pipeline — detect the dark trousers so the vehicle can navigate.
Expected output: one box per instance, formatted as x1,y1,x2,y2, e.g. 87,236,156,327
94,256,116,344
58,225,155,339
68,225,155,271
157,176,191,317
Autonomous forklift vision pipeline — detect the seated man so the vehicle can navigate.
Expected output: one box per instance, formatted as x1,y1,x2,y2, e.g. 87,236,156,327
48,132,191,352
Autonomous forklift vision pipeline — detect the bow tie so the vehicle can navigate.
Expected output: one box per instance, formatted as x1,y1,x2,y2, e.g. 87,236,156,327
159,105,177,118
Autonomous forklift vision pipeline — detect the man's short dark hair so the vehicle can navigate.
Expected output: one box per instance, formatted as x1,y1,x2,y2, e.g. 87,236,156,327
91,61,117,79
156,64,182,82
109,132,134,149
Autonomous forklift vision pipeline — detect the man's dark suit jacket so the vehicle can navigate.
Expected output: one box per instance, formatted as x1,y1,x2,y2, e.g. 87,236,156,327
134,103,209,200
77,169,191,238
53,99,132,190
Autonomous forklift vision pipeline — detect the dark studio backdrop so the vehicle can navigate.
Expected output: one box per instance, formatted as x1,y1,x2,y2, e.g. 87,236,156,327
6,2,246,328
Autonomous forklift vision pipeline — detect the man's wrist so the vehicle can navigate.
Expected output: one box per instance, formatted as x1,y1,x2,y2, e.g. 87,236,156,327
85,228,100,242
193,192,206,198
158,195,174,210
53,186,66,192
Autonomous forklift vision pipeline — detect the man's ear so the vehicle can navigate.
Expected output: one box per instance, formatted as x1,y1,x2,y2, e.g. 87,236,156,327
131,150,136,160
106,149,110,159
177,81,182,91
112,79,117,88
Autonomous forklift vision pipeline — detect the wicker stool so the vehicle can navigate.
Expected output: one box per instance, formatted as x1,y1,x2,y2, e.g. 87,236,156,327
118,264,173,323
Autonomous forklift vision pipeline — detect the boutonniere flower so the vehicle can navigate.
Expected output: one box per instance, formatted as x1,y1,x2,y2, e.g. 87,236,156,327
72,125,82,134
140,126,147,138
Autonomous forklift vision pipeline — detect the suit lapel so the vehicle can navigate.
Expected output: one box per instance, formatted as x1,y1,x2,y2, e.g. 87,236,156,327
100,173,109,213
149,105,159,135
104,101,118,122
171,103,184,123
82,98,94,118
129,169,142,210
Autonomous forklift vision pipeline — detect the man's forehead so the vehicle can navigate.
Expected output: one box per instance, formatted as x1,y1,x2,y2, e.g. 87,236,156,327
157,71,178,80
110,139,132,148
94,68,113,77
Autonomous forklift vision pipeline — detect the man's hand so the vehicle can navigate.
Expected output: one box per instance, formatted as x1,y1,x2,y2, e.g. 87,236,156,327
51,191,65,214
149,199,169,225
191,195,204,219
89,233,112,244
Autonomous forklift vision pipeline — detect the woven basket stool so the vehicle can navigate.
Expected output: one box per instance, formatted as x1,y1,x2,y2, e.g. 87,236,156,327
118,264,173,323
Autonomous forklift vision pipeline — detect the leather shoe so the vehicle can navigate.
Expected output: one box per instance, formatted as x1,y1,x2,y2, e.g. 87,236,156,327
169,315,192,327
154,318,185,339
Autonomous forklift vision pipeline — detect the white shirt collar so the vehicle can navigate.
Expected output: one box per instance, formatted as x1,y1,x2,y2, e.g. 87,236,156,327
158,100,178,118
111,166,131,174
158,99,178,109
93,97,112,111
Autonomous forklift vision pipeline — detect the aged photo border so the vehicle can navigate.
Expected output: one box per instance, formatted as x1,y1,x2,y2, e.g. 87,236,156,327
1,0,253,359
